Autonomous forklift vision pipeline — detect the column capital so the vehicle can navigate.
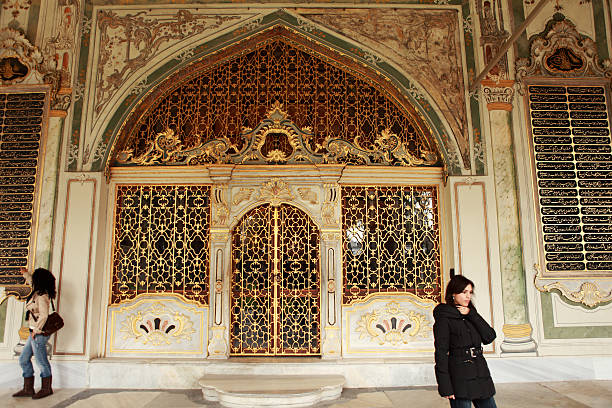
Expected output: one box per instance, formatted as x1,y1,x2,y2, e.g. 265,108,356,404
482,79,515,111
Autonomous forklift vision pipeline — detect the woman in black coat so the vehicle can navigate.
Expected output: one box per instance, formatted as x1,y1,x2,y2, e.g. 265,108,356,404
433,275,497,408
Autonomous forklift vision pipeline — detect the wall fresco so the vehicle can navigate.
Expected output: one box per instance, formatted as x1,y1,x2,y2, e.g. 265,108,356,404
302,8,471,168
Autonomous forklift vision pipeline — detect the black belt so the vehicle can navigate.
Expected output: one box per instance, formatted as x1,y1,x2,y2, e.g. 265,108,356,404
450,346,483,358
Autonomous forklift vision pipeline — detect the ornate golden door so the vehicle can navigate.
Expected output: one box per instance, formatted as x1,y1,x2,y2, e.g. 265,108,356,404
230,204,321,356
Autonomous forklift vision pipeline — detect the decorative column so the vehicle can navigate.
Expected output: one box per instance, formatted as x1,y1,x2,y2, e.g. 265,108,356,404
320,227,342,359
318,167,344,359
483,80,537,354
207,229,230,359
207,169,234,358
35,116,64,266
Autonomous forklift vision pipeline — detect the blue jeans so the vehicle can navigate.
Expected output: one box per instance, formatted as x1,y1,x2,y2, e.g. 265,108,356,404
19,333,52,378
450,396,497,408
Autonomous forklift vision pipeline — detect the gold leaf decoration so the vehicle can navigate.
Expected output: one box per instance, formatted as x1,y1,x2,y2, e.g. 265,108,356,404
355,301,432,345
120,303,196,346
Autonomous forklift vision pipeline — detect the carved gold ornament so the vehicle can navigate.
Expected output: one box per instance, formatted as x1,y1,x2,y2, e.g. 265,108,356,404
258,178,294,207
356,301,431,345
321,203,337,225
0,28,42,84
116,103,437,167
319,128,437,166
214,280,223,294
211,232,230,243
534,264,612,307
232,188,254,206
327,279,336,293
120,303,196,346
297,187,318,204
516,17,612,94
116,128,234,165
214,204,229,226
321,232,342,242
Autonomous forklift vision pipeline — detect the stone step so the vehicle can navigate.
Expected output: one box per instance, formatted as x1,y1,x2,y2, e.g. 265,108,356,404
199,374,345,408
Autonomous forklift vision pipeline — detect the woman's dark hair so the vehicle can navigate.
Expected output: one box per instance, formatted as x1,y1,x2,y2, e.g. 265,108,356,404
444,274,474,307
31,268,56,299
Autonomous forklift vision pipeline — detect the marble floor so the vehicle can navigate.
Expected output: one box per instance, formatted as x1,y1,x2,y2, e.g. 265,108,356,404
1,380,611,407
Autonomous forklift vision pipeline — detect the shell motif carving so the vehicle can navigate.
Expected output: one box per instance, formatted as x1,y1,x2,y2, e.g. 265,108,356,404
356,301,432,345
120,303,196,346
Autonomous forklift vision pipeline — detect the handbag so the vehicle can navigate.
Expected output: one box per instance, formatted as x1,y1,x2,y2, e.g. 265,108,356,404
41,300,64,336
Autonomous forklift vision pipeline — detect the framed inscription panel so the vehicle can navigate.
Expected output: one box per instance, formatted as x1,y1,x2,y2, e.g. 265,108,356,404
526,79,612,279
0,88,49,300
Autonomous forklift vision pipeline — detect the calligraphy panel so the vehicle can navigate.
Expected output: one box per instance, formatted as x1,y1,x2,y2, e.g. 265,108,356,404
0,92,45,299
529,84,612,277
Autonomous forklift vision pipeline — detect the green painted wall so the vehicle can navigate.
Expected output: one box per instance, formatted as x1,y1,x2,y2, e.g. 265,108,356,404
541,292,612,339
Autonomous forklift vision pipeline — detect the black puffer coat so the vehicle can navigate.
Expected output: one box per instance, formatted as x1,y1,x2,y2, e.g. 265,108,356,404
433,303,496,400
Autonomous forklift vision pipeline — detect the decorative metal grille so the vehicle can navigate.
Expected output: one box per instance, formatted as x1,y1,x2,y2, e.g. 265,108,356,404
342,185,442,304
230,204,320,355
111,185,211,305
115,35,436,167
0,92,45,299
528,84,612,277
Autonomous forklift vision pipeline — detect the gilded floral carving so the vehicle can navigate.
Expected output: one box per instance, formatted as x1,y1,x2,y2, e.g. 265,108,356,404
232,188,254,206
116,103,436,167
0,28,42,84
120,303,195,346
321,203,336,225
297,187,318,204
534,264,612,307
356,301,432,345
259,178,294,207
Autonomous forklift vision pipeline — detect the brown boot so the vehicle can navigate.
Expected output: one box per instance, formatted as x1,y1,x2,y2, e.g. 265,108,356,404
12,376,35,397
32,376,53,399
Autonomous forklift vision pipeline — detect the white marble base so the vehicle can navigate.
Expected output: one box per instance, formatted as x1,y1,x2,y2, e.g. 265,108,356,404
0,359,88,389
1,355,612,389
200,374,344,407
500,337,538,354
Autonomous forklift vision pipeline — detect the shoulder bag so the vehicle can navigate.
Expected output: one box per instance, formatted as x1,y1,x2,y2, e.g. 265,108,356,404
41,300,64,336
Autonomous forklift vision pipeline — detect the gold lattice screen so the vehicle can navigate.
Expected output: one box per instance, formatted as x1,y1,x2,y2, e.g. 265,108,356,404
111,185,211,305
114,34,435,166
342,185,442,304
230,204,321,356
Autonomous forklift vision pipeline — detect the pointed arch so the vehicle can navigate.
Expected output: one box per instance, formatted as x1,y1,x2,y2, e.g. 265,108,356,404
108,25,439,170
95,11,468,175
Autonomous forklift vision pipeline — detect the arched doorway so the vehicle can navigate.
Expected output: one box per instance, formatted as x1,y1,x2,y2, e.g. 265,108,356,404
230,203,320,356
104,24,446,360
